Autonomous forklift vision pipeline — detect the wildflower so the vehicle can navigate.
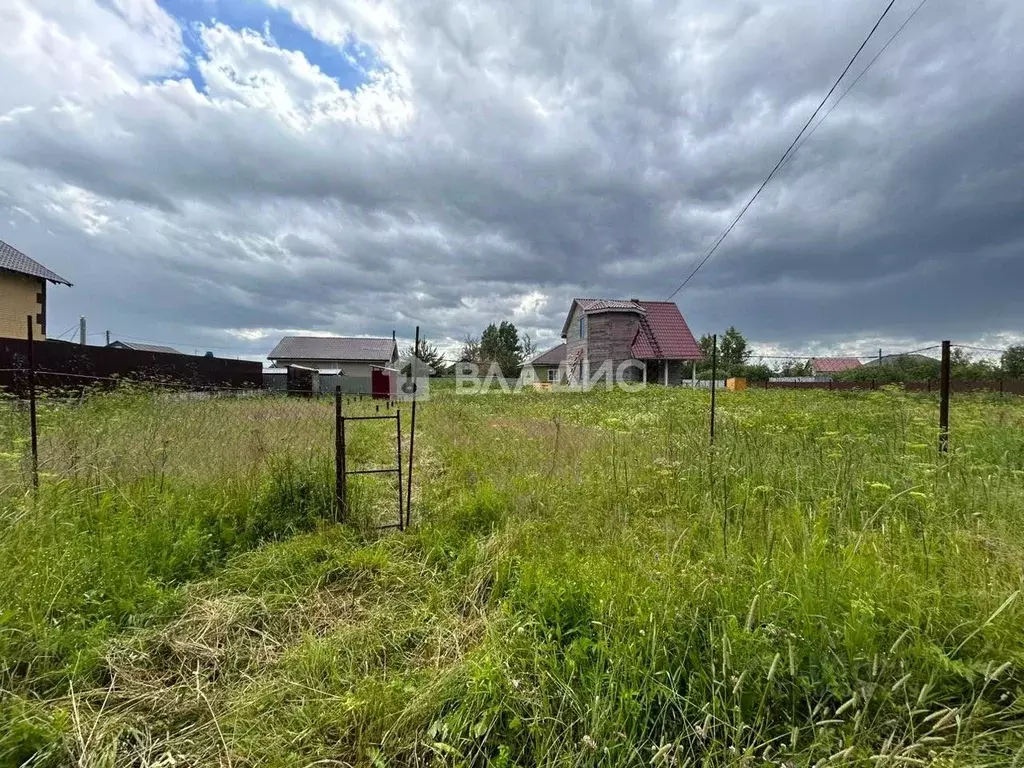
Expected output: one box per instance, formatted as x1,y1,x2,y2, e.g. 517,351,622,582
582,735,598,751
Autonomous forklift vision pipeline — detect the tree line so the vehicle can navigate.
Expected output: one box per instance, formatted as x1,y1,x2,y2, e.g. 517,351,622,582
408,320,1024,382
697,326,1024,382
404,321,536,377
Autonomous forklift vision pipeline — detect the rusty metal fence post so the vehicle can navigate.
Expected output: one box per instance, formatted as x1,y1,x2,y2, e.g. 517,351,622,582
335,385,347,521
405,325,419,528
710,333,717,445
396,409,404,531
26,315,39,489
939,340,951,454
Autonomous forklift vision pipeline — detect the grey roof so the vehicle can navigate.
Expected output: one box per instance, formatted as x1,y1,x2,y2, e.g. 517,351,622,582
268,336,397,362
0,238,72,286
108,341,180,355
528,343,566,366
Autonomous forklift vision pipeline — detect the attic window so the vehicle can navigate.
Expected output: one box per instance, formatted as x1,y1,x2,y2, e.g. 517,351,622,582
579,316,585,339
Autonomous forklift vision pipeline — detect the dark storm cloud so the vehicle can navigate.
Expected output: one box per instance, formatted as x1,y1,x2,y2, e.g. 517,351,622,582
0,0,1022,360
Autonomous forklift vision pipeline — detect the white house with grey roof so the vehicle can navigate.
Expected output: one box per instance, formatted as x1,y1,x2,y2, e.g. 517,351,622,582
267,336,399,394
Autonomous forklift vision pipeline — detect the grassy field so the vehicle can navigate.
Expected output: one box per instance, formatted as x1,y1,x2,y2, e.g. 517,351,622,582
1,385,1023,766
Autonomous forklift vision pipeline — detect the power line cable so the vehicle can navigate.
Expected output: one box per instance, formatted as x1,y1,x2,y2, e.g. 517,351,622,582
665,0,898,301
781,0,931,172
953,344,1011,355
52,323,78,342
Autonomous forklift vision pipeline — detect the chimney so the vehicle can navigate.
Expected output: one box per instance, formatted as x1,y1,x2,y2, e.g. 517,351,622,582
629,298,640,304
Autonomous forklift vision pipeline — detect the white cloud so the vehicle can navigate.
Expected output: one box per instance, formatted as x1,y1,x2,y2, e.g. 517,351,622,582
0,0,183,112
0,0,1021,362
197,22,412,131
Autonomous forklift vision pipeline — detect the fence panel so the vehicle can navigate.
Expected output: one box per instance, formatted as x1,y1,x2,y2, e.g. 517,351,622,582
0,337,261,394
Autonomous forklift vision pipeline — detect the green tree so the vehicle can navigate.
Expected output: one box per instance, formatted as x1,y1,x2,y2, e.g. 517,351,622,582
698,327,750,377
403,338,446,376
951,348,999,381
698,334,715,364
521,333,538,361
738,362,773,382
719,326,750,370
480,321,525,376
779,359,813,377
1001,345,1024,378
459,334,481,363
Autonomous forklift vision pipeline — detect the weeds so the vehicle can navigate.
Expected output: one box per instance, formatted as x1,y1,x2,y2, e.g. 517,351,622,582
1,386,1022,766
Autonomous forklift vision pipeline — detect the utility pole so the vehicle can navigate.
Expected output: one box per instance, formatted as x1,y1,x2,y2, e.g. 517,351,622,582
878,348,882,365
79,316,87,346
106,330,111,346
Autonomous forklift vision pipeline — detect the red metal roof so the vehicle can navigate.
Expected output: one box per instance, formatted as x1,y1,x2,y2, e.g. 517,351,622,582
811,357,862,373
560,297,702,360
631,301,702,360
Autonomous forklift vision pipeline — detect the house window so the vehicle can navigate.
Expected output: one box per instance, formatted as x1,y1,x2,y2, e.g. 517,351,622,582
547,368,557,382
579,316,585,339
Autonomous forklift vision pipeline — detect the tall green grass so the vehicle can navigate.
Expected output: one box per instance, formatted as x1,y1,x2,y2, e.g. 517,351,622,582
1,386,1022,766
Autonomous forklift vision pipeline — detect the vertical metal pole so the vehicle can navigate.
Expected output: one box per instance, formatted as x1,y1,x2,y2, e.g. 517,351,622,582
396,410,404,531
335,386,347,521
939,340,951,454
26,316,39,489
406,325,419,528
710,334,717,445
79,316,86,346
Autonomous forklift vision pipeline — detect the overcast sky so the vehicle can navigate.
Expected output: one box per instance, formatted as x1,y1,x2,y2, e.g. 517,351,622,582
2,0,1022,363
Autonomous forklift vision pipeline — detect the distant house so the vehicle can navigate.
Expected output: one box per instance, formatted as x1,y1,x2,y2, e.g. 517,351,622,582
522,343,566,384
810,357,862,377
0,237,72,340
268,335,398,395
561,298,702,385
107,341,180,355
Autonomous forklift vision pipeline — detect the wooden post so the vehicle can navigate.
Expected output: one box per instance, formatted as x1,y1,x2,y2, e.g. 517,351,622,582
939,340,951,454
26,315,39,489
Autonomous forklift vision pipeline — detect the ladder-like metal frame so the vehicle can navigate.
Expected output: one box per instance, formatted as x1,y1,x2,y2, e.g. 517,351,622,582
336,390,404,529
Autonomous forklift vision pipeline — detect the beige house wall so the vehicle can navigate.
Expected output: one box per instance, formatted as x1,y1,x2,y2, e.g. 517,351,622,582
0,271,45,340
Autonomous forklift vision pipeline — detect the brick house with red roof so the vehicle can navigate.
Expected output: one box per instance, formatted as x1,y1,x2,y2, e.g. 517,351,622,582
559,298,702,386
